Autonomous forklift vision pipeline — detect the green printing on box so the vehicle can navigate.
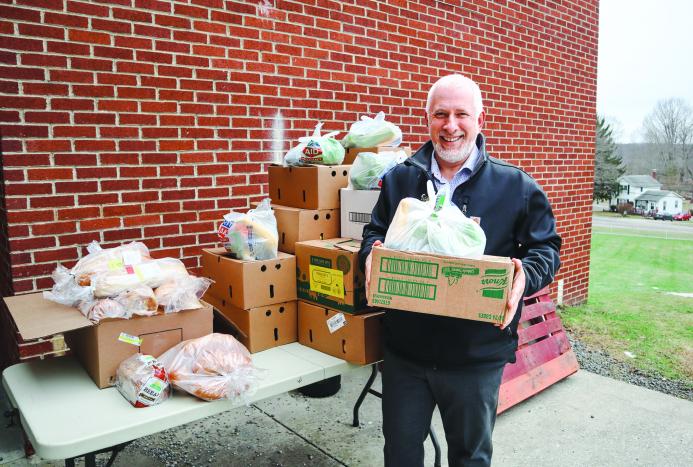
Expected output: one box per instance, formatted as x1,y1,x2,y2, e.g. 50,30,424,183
481,288,506,299
380,257,439,279
377,278,436,300
484,268,507,276
310,255,331,268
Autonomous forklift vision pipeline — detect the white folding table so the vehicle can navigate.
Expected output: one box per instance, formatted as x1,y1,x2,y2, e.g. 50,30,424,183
2,342,360,465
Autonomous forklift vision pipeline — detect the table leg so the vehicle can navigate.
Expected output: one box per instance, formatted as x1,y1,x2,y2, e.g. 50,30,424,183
352,364,378,427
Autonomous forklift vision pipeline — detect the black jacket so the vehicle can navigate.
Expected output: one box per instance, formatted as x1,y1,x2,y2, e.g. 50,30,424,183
359,134,561,369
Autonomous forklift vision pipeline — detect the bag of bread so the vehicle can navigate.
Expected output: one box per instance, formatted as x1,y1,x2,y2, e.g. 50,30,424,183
115,354,171,408
217,199,278,261
43,264,94,307
78,298,131,322
89,257,190,297
113,285,159,316
158,333,264,402
155,276,213,313
71,241,151,285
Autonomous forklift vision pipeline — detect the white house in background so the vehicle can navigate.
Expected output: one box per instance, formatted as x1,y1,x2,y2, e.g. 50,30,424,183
634,190,685,215
613,174,662,205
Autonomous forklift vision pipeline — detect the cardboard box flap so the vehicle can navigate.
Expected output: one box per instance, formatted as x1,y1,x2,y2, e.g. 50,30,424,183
4,293,93,340
333,239,361,253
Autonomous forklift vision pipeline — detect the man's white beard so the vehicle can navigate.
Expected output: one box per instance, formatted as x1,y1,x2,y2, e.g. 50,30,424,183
434,137,476,164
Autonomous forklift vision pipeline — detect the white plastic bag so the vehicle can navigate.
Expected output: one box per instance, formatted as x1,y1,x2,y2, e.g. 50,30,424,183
283,122,345,166
158,333,264,402
348,149,408,190
341,111,403,149
385,181,486,258
218,199,278,260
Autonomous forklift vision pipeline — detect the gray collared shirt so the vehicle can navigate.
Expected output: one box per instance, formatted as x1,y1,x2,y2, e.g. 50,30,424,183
430,145,479,194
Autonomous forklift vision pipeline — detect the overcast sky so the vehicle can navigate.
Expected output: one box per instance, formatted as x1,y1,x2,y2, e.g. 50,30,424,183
597,0,693,143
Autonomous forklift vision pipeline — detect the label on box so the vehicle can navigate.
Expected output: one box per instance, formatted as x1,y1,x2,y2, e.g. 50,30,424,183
326,312,346,333
118,332,142,346
309,264,344,299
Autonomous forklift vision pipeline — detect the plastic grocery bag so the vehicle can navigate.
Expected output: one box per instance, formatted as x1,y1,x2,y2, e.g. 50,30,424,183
384,181,486,258
348,149,408,190
341,111,403,149
116,354,171,408
283,122,345,166
158,333,264,402
218,199,278,260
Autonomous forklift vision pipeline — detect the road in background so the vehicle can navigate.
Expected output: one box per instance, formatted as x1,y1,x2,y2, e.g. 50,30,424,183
592,215,693,240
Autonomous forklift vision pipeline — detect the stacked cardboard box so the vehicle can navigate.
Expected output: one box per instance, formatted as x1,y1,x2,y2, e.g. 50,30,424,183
201,248,297,353
267,162,386,364
340,146,411,240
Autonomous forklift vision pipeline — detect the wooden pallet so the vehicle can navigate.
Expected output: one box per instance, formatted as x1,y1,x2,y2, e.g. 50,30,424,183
497,288,579,413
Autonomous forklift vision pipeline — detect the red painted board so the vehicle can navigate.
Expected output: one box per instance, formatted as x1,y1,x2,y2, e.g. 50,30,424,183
520,301,555,322
518,316,564,346
497,350,579,413
502,332,570,382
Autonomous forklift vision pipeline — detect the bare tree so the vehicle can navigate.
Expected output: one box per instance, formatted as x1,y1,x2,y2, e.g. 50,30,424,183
642,98,693,194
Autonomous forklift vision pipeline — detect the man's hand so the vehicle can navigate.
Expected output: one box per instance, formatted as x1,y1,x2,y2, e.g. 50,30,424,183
365,240,383,299
496,258,525,330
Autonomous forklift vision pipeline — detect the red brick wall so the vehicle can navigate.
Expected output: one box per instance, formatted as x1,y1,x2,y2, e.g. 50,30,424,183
0,0,597,306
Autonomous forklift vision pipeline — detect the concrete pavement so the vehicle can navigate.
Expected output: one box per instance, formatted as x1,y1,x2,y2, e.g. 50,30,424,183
2,366,692,466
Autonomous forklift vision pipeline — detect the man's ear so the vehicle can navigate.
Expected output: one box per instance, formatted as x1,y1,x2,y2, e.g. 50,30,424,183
477,110,486,129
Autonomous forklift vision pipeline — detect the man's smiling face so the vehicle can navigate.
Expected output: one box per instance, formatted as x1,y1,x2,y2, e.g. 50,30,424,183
427,82,485,164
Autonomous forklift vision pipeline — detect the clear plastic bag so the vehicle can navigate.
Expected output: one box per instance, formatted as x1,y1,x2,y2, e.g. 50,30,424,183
158,333,264,402
113,285,158,316
155,275,213,313
71,241,151,285
348,149,408,190
218,199,278,260
89,257,190,297
341,111,403,149
115,354,171,408
283,122,345,166
384,181,487,258
43,264,93,307
79,298,131,322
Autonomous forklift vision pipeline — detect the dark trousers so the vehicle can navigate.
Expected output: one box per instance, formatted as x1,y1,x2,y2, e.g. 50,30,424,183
382,347,505,467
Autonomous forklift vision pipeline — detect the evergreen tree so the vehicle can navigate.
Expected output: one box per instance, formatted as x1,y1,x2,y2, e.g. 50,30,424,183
594,116,625,202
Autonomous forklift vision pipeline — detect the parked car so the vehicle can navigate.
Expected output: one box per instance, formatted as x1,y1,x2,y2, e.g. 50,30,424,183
653,212,674,221
673,212,692,221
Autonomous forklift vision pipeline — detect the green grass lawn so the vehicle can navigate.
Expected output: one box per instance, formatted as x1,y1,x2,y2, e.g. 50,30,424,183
560,233,693,383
